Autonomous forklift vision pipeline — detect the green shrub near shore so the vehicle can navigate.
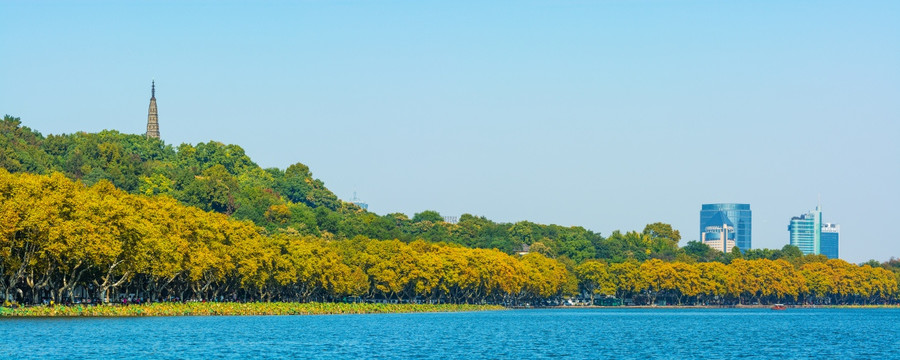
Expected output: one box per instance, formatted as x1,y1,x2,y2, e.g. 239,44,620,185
0,302,505,317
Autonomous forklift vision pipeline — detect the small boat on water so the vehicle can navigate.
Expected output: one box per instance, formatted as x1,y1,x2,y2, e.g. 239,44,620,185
772,304,786,310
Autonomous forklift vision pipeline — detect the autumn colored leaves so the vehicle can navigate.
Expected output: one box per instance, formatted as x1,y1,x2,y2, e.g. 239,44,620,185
1,170,897,307
0,170,570,305
576,258,897,305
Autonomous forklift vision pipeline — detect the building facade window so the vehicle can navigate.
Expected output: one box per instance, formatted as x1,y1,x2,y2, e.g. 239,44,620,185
700,203,751,252
788,207,839,259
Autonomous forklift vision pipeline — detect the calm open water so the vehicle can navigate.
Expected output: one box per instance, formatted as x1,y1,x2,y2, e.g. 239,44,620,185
1,308,899,359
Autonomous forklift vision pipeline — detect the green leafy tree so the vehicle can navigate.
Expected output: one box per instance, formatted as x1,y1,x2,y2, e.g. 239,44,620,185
780,245,803,259
642,222,681,243
181,164,239,214
0,115,51,174
683,241,720,262
412,210,443,223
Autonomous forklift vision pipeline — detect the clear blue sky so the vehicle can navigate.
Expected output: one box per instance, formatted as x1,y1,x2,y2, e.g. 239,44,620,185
2,1,898,263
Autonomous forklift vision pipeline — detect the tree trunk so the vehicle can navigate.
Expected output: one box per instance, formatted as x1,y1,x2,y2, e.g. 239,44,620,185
99,266,127,303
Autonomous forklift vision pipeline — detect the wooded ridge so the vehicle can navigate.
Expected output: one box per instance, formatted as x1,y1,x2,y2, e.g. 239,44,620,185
1,115,897,306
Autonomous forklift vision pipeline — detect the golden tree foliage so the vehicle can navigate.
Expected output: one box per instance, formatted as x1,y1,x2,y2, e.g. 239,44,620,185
0,170,571,304
0,169,896,306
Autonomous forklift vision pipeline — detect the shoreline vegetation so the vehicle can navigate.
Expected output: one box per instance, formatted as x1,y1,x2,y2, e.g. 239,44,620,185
0,302,505,317
3,165,898,308
1,116,899,309
2,302,899,318
551,304,900,309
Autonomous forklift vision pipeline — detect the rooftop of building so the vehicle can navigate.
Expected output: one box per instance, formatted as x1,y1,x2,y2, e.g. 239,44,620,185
701,203,750,210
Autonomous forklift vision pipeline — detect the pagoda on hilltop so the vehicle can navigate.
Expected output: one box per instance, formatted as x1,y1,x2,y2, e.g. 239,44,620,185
146,81,160,139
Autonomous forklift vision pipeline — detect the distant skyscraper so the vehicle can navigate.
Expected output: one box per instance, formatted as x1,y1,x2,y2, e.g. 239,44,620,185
700,204,751,251
788,206,821,255
700,211,736,253
821,223,840,259
146,81,160,139
788,205,840,258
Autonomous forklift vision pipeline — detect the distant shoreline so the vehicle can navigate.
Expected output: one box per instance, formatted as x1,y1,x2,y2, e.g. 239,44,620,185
541,304,900,309
0,302,505,317
5,302,899,318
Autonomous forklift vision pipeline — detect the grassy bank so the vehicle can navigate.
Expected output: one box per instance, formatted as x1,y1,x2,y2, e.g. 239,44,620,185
0,302,505,317
827,304,900,309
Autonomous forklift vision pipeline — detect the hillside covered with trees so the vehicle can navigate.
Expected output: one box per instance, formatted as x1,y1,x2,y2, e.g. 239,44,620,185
1,115,898,306
0,115,694,261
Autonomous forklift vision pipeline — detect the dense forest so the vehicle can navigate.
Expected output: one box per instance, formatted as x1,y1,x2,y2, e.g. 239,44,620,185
1,115,898,305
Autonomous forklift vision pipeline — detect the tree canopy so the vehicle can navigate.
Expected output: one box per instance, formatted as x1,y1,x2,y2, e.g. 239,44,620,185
1,116,898,306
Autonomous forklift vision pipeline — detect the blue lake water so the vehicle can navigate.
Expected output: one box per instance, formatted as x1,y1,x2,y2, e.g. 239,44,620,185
2,308,899,359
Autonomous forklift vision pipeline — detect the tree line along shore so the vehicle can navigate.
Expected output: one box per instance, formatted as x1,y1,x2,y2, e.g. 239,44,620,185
1,115,899,309
2,165,897,308
4,302,899,318
0,302,505,317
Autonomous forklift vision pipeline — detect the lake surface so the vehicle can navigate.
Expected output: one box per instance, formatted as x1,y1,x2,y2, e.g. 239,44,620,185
2,308,899,359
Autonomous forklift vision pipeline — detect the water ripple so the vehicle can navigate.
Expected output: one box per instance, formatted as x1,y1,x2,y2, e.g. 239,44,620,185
1,309,899,359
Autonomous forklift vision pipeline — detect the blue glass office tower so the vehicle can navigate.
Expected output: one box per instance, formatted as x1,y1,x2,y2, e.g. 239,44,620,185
820,223,839,259
788,207,821,255
788,206,840,258
700,204,751,251
700,212,736,253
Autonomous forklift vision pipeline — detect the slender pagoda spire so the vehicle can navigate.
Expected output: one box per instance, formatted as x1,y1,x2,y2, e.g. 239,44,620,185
146,80,160,139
